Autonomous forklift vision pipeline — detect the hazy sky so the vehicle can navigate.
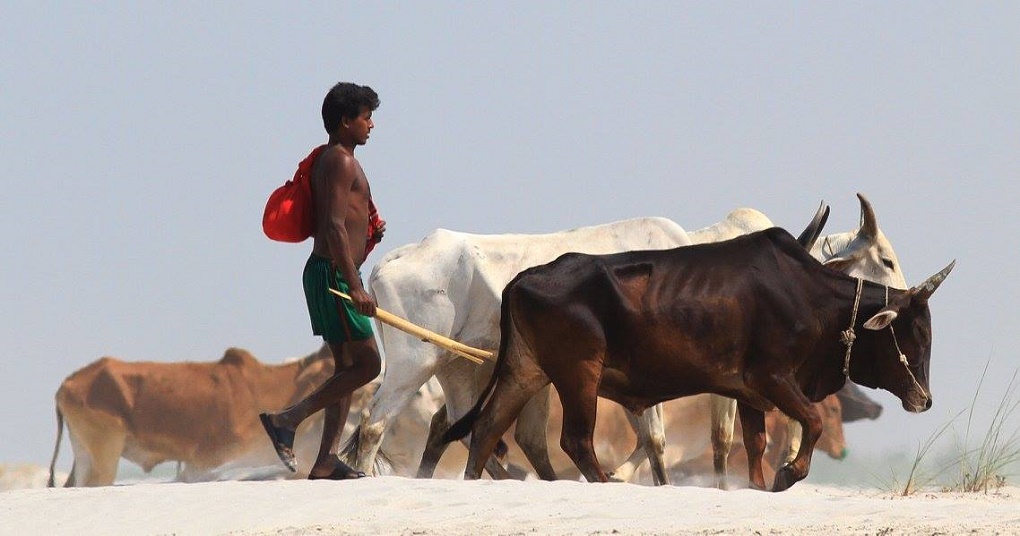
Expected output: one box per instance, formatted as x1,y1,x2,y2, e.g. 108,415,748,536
3,3,1018,479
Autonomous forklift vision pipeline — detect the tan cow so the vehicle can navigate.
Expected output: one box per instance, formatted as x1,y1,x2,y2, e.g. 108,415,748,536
47,346,334,487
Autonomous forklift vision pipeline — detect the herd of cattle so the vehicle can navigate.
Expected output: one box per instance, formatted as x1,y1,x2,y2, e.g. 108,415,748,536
47,194,952,491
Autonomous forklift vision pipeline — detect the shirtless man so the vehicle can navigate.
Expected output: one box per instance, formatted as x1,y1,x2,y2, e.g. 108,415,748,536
260,82,385,480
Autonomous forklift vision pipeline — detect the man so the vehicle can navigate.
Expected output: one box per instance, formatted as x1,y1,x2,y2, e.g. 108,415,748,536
260,82,385,480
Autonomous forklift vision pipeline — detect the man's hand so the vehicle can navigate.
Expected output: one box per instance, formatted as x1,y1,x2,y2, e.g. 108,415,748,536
372,219,386,243
348,287,377,317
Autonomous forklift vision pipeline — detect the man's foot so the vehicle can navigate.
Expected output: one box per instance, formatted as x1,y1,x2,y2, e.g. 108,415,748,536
308,458,367,480
259,413,297,472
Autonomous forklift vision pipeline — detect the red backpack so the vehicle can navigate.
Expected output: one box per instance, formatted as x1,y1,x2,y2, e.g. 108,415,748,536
262,145,326,242
263,145,385,253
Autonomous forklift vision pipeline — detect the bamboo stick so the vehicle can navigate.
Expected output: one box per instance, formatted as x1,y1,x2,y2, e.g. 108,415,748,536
328,288,494,364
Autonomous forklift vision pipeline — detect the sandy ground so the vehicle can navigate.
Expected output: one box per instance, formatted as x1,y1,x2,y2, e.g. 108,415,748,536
4,466,1020,536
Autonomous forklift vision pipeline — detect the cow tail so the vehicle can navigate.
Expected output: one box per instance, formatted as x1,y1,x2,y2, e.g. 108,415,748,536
339,424,361,463
338,425,395,476
47,405,64,488
442,276,522,444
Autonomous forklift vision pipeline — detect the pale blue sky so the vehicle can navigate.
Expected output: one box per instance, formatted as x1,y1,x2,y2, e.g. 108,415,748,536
2,2,1017,480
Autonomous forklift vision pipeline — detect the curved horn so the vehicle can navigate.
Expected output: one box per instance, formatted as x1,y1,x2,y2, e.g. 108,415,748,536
857,193,878,239
913,260,956,301
796,200,830,250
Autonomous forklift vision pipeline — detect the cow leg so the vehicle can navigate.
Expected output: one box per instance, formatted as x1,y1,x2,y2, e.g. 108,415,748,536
762,381,822,492
611,443,644,481
434,359,517,480
82,435,123,487
736,402,767,491
644,406,669,483
784,418,802,465
417,403,451,478
465,376,548,480
63,461,77,487
481,450,513,479
556,379,607,483
613,405,669,485
66,434,88,487
641,404,670,486
609,410,646,483
352,355,440,475
709,395,737,489
418,402,513,479
67,421,123,487
513,385,559,480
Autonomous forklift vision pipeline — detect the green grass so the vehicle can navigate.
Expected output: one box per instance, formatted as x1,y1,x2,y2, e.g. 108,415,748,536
950,365,1020,493
879,360,1020,496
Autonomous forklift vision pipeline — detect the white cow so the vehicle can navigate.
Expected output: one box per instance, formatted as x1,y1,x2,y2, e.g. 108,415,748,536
343,217,693,476
346,195,902,483
344,211,799,478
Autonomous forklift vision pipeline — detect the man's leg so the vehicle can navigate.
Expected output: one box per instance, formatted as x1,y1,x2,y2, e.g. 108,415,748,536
272,338,380,424
307,340,360,478
265,337,381,476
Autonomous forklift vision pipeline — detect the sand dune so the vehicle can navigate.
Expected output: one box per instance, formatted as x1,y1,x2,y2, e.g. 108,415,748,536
3,474,1019,536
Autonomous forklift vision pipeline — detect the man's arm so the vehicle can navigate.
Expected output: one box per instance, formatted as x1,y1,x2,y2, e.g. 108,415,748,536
321,151,376,316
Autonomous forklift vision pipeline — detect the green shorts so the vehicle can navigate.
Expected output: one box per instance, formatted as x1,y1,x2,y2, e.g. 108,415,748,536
303,254,374,343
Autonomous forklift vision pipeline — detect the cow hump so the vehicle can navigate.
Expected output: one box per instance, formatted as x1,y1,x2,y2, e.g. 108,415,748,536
219,347,258,367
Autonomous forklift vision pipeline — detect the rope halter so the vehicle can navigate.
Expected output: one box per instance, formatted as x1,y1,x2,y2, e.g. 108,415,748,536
885,286,928,399
841,279,928,400
841,278,863,376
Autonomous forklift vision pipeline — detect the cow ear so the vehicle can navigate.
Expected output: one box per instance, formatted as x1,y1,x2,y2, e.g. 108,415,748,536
863,309,897,330
824,256,854,272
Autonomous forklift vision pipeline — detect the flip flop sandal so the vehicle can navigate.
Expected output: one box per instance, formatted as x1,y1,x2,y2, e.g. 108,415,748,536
259,413,297,472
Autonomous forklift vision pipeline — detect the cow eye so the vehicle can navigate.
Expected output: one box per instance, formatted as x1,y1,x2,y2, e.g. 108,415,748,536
882,258,895,270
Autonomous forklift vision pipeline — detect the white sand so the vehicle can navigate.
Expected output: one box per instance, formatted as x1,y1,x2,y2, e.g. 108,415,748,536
4,475,1019,536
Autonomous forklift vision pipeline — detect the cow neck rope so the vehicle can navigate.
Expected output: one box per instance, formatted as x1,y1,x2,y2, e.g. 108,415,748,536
841,278,863,376
887,285,928,398
841,280,928,399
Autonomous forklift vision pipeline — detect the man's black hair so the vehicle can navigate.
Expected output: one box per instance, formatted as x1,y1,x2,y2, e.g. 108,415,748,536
322,82,380,133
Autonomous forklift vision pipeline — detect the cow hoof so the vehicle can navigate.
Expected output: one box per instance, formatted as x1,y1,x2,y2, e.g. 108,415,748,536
309,459,367,480
771,465,798,492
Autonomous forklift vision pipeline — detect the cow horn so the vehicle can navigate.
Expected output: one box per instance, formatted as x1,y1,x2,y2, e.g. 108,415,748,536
796,200,830,251
913,260,956,301
857,193,878,239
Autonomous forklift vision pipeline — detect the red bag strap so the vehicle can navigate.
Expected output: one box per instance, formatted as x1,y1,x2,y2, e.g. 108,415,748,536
299,145,328,185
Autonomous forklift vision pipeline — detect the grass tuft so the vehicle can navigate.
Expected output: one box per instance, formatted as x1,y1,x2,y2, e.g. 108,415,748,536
881,359,1020,496
950,365,1020,493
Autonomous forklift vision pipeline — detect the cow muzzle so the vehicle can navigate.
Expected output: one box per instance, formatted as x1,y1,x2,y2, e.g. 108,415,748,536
901,391,932,413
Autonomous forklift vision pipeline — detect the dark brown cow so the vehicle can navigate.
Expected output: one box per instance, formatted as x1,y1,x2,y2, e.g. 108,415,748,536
837,381,884,422
445,227,953,491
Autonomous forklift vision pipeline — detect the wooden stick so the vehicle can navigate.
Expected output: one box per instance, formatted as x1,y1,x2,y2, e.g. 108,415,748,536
328,288,494,364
